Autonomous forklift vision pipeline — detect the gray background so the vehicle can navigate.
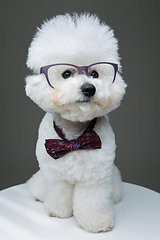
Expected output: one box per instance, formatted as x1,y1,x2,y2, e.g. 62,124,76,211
0,0,160,192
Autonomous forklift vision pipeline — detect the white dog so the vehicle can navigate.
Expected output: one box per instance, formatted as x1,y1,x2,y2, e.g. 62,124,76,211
25,13,127,233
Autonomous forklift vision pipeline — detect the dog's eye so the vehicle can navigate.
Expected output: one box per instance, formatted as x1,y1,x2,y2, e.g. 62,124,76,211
91,71,99,78
62,71,72,79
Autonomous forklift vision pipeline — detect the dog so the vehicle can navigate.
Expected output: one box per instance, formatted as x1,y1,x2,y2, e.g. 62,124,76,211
25,13,127,233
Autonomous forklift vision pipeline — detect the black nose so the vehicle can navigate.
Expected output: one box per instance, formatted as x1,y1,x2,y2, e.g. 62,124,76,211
81,83,96,97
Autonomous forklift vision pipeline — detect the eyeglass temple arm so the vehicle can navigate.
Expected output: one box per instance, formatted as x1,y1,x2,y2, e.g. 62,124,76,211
112,63,118,83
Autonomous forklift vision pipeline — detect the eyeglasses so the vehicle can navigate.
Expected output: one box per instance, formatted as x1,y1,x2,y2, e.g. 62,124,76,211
40,62,118,88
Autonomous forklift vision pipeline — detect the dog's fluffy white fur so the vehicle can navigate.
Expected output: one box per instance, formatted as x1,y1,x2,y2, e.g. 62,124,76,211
25,13,127,233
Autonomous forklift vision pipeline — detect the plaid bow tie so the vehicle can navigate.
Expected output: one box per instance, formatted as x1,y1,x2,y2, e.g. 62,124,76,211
45,118,102,160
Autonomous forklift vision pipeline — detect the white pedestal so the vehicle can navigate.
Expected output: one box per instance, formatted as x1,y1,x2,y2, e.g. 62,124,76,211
0,183,160,240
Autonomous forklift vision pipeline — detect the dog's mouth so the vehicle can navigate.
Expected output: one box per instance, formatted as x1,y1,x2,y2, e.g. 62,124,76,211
77,99,91,103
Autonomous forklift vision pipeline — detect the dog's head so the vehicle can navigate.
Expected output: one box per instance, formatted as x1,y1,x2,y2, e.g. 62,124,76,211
25,13,127,122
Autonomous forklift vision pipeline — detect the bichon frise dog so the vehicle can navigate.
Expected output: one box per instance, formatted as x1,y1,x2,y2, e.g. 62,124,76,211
25,13,127,233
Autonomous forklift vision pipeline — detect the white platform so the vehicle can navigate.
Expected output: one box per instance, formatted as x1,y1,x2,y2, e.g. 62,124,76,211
0,183,160,240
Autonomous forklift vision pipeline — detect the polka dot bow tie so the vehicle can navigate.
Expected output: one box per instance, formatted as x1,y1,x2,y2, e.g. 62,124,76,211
45,118,102,160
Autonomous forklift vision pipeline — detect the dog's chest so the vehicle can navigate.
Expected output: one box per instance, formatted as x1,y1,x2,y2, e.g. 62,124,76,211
37,113,115,183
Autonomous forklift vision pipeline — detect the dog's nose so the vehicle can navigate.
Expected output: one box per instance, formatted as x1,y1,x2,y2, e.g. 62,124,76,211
81,83,96,97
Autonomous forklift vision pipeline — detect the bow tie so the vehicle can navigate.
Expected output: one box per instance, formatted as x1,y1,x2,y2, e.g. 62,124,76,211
45,118,102,160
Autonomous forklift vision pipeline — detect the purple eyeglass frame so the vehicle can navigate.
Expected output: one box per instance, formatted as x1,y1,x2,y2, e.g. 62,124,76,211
40,62,118,88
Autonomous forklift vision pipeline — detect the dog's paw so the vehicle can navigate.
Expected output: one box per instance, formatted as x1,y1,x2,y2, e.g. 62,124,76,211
44,199,73,219
48,209,73,219
46,206,73,218
75,210,114,233
76,215,114,233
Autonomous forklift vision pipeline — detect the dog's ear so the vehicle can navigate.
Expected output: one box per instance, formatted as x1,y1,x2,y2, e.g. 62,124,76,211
25,75,42,104
25,74,61,113
107,73,127,113
25,74,48,108
25,74,37,92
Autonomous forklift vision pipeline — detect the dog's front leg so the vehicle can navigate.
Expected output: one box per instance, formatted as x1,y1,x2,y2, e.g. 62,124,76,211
73,180,114,233
44,179,73,218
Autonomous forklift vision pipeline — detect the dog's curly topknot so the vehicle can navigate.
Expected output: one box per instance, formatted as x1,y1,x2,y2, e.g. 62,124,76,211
27,13,120,73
